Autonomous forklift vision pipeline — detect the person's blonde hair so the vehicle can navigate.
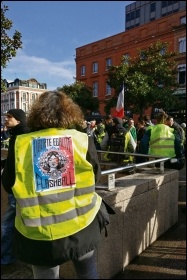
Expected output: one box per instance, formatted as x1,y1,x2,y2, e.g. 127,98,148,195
27,90,84,130
155,111,168,124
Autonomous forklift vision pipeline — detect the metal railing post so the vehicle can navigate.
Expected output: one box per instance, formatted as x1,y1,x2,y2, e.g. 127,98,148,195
160,161,164,174
108,173,115,190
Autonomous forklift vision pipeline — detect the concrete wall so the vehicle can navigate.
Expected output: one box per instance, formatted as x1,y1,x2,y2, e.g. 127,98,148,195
59,168,179,279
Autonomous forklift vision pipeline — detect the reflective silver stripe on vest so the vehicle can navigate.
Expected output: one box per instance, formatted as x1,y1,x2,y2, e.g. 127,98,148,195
16,185,95,208
150,137,174,145
151,145,174,149
16,193,98,227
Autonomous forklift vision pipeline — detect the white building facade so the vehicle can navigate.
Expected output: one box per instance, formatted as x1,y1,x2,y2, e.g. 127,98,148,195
1,78,47,124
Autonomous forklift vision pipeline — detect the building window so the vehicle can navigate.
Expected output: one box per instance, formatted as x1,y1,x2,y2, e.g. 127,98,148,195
126,13,131,22
179,38,186,53
22,92,26,102
32,94,35,101
92,62,98,73
136,9,140,18
23,103,26,112
180,16,186,24
106,84,111,96
140,51,146,60
178,64,186,85
162,1,175,8
131,11,135,20
150,2,156,12
160,47,166,55
122,53,130,64
126,9,140,22
81,65,86,76
162,1,167,8
22,82,28,87
106,58,112,69
93,82,98,97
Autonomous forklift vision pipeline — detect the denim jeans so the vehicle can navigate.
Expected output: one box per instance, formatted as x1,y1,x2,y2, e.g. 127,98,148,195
32,250,98,279
1,193,17,265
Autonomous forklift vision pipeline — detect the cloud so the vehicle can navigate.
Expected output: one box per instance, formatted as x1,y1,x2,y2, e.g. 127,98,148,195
2,50,76,90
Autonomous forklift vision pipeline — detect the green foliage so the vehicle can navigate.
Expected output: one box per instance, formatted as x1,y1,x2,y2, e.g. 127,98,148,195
59,81,99,116
106,41,179,116
1,2,22,92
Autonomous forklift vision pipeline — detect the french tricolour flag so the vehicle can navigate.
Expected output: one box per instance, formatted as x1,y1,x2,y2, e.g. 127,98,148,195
114,84,124,118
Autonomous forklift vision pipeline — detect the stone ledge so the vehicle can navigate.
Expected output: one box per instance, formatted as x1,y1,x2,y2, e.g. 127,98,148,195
60,169,179,279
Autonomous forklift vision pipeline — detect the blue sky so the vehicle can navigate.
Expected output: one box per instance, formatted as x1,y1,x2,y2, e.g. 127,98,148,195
3,1,135,90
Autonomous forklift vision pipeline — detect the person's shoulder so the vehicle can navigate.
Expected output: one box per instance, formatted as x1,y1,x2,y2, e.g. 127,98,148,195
23,127,30,133
143,128,151,137
173,121,182,130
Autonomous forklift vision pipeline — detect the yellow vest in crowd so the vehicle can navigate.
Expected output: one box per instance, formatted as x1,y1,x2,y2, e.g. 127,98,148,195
148,124,176,157
12,128,102,241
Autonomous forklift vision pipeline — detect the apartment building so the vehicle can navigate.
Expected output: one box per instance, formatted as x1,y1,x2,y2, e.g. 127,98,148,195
75,1,186,122
1,78,47,124
125,1,186,30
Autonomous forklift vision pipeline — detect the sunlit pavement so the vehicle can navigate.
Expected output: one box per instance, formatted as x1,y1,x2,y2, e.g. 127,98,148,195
112,163,186,279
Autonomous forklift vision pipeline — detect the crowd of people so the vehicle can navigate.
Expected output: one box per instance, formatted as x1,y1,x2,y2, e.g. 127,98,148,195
1,90,186,279
83,112,186,169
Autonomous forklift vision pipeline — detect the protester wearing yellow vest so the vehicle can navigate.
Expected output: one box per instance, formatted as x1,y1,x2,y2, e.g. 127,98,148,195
2,91,114,279
140,111,184,170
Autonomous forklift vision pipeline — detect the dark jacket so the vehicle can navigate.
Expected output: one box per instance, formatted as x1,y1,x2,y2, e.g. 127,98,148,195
108,124,126,137
108,120,127,139
2,123,30,192
2,129,113,266
172,121,185,142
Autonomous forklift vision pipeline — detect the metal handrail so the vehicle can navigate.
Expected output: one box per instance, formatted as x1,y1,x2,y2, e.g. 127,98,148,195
100,157,170,175
97,150,169,159
97,150,171,190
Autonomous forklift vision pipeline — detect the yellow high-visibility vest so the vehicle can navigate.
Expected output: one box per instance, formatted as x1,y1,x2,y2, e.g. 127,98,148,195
149,124,176,157
13,128,102,241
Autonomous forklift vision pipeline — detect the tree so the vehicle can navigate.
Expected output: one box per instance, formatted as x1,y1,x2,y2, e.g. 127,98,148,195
1,2,22,92
59,81,99,116
106,41,179,117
